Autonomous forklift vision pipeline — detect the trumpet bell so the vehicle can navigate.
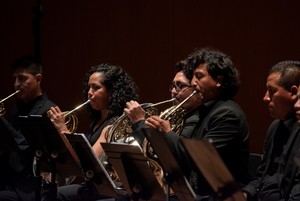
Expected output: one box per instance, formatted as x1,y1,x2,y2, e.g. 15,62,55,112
106,103,159,143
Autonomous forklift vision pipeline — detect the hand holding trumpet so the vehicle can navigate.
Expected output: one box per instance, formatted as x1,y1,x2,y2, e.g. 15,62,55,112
145,116,172,134
124,100,146,124
47,99,90,134
47,106,69,134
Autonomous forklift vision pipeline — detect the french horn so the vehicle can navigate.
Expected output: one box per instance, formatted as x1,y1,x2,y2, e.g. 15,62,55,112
102,98,175,186
143,90,197,161
106,91,197,194
63,99,91,133
105,98,176,144
0,90,20,116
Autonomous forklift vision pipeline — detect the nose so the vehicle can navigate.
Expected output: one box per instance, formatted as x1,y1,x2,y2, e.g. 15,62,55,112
171,87,178,96
14,78,20,89
263,91,270,103
88,88,93,98
191,79,197,89
295,99,300,110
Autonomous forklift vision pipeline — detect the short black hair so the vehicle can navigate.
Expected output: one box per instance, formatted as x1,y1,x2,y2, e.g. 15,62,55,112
270,60,300,91
11,55,42,75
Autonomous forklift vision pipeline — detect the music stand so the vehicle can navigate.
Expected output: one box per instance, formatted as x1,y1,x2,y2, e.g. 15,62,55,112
17,115,83,197
66,133,127,198
0,116,18,151
180,139,246,201
101,142,166,201
141,128,196,201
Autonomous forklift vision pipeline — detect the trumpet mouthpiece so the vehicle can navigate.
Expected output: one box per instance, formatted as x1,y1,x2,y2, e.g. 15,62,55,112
151,98,176,107
64,99,90,116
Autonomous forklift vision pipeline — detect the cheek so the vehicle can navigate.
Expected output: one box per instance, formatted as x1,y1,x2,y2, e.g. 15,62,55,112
95,91,109,104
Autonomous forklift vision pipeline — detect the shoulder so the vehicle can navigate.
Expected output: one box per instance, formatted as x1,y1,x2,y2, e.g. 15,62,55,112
106,115,120,126
40,94,56,108
265,119,281,141
210,99,246,118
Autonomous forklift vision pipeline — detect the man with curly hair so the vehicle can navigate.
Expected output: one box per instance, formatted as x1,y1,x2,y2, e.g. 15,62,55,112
145,48,250,200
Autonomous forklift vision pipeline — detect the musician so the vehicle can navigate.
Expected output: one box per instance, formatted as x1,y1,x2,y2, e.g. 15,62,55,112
47,64,138,201
242,61,300,201
124,60,203,200
146,48,250,199
287,82,300,201
124,60,203,147
0,56,56,201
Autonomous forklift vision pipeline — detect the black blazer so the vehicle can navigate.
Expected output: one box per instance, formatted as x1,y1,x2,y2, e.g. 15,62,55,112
243,118,298,200
1,94,56,201
279,123,300,200
167,98,250,196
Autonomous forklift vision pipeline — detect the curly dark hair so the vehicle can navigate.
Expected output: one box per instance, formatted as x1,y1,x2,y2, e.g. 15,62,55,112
183,48,240,99
83,63,139,119
175,60,193,80
270,60,300,91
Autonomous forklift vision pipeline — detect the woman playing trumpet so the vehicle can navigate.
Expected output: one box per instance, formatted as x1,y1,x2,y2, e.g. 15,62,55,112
47,63,139,201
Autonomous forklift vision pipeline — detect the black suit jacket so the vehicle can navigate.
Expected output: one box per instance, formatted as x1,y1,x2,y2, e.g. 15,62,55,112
243,118,298,200
0,93,56,201
279,122,300,200
166,98,250,196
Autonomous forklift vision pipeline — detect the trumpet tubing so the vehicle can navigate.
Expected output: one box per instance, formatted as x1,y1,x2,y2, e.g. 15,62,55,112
63,99,90,133
103,98,176,188
143,90,197,173
0,90,20,116
159,90,197,120
64,99,91,117
106,98,175,143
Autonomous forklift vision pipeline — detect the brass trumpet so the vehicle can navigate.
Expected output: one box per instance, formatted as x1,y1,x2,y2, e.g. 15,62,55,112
106,97,176,143
141,90,197,195
102,98,175,184
63,99,91,133
0,90,20,116
159,90,197,133
143,90,197,161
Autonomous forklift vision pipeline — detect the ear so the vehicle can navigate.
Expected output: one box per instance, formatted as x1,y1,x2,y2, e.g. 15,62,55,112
35,73,42,84
290,85,298,99
216,76,224,87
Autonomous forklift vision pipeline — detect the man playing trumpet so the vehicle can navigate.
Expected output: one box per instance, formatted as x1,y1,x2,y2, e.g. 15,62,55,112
0,56,56,201
126,48,250,201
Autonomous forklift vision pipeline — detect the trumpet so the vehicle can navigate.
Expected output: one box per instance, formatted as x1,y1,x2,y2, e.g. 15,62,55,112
103,97,175,186
159,90,197,125
106,97,175,143
0,90,20,116
143,90,197,160
63,99,91,133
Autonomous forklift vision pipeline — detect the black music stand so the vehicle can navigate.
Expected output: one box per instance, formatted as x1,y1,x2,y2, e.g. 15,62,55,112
18,115,83,200
101,142,166,201
180,139,246,201
141,128,197,201
66,133,127,198
0,116,18,151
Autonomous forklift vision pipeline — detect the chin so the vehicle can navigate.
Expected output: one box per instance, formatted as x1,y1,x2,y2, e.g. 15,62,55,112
174,100,180,105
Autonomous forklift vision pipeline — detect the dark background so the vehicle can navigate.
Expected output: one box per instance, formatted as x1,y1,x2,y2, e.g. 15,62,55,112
1,0,300,153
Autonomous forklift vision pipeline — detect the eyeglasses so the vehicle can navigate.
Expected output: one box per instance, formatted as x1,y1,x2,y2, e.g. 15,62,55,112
169,82,192,92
